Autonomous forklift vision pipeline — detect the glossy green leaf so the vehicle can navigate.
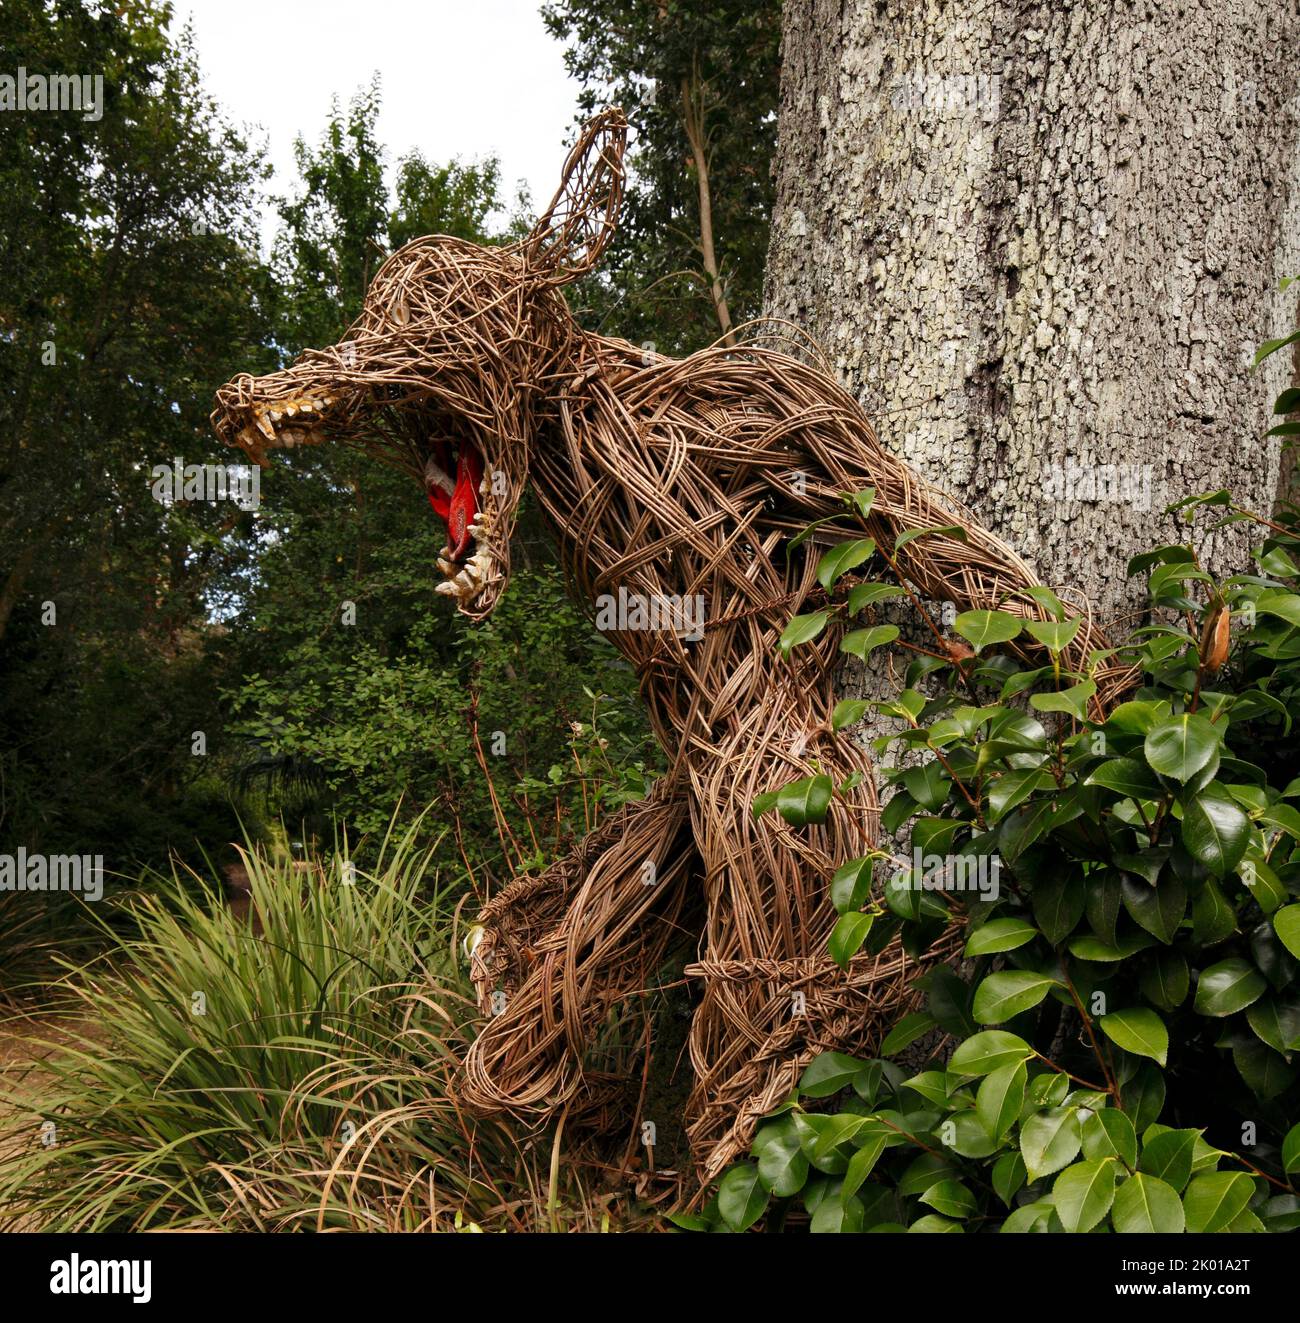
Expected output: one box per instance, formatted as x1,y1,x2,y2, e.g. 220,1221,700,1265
1274,904,1300,960
973,970,1060,1024
992,1151,1027,1206
1112,1173,1185,1233
810,1189,866,1233
1144,713,1221,782
841,1130,889,1201
840,624,900,661
755,1125,809,1197
1053,1158,1117,1233
948,1030,1033,1077
880,1012,937,1057
830,855,875,914
816,538,876,590
1121,872,1186,945
954,609,1022,650
976,1059,1027,1140
1086,757,1164,800
1194,958,1267,1017
799,1051,872,1099
1020,1106,1083,1181
775,774,833,826
1025,616,1083,653
1140,950,1190,1010
717,1162,769,1232
964,917,1039,956
1183,1171,1255,1233
828,912,874,969
1029,680,1096,722
1082,1107,1137,1169
778,610,830,657
919,1179,976,1220
1282,1123,1300,1175
1138,1128,1197,1192
1181,786,1251,877
847,581,905,613
1101,1008,1169,1066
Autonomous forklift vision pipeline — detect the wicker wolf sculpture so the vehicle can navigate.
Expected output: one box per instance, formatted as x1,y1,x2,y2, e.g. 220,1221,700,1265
212,110,1122,1180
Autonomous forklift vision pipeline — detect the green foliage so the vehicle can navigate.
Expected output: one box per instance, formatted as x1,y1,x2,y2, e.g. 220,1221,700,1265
227,561,658,870
0,822,642,1231
692,355,1300,1232
0,0,274,876
543,0,780,353
0,7,662,924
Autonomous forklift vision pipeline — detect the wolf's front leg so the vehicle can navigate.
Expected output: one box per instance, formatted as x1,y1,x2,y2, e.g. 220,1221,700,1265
459,779,699,1126
681,687,950,1182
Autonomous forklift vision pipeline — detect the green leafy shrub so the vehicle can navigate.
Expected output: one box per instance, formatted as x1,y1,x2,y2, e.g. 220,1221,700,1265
690,331,1300,1232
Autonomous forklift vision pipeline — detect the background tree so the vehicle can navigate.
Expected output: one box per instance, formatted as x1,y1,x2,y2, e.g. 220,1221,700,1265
0,0,273,866
764,1,1300,624
543,0,780,354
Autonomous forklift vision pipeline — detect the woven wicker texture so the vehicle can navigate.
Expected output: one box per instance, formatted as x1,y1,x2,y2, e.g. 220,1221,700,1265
212,110,1132,1182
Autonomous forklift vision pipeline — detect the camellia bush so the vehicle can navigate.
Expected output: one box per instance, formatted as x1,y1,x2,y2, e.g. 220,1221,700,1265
685,337,1300,1233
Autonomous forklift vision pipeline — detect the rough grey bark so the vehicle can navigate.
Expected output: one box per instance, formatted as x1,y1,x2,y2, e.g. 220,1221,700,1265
765,0,1300,626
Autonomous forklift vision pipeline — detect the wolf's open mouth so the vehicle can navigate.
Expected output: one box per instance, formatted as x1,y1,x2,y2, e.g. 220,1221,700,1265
425,437,497,604
217,383,502,610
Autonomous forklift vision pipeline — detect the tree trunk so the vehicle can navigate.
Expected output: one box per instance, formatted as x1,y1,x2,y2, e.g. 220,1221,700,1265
764,0,1300,625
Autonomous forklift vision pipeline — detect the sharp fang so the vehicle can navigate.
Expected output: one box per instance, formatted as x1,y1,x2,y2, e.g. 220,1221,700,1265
437,557,456,576
435,581,457,596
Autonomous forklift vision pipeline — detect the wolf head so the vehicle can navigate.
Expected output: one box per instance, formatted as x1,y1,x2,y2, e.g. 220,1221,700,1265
211,109,626,620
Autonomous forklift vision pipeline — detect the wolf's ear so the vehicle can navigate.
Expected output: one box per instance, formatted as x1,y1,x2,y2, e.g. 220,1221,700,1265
522,108,626,285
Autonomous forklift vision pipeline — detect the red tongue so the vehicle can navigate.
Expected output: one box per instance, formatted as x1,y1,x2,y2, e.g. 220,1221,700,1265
428,442,482,560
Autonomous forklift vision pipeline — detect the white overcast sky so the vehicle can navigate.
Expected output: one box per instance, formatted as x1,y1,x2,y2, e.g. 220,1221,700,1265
172,0,585,249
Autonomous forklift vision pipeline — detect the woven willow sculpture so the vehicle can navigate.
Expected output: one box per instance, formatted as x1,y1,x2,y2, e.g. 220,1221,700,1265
212,110,1130,1182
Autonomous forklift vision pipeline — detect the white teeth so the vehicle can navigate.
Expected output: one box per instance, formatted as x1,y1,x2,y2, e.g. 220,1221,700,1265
284,404,297,416
269,409,282,421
